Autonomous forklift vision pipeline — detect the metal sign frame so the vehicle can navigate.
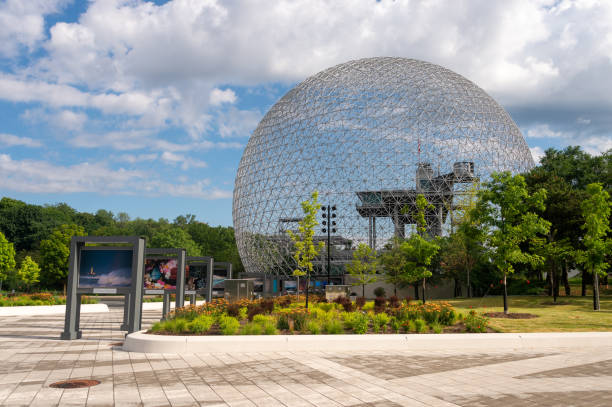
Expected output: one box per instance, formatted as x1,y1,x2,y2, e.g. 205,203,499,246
61,236,145,340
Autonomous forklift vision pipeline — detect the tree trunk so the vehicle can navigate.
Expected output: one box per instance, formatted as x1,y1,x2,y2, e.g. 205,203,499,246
546,269,553,297
413,284,419,300
593,270,600,311
467,268,471,298
582,270,587,296
362,284,365,298
503,273,508,315
305,274,310,309
453,278,461,297
421,278,426,304
296,276,300,300
562,261,571,296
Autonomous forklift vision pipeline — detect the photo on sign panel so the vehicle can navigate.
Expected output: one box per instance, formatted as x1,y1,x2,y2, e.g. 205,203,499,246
185,264,206,291
144,258,178,289
78,249,133,288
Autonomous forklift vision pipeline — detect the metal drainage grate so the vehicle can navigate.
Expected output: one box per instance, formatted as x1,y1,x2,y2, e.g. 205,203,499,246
50,379,100,389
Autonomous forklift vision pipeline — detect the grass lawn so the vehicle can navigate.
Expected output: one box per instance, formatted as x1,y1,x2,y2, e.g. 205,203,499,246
445,295,612,332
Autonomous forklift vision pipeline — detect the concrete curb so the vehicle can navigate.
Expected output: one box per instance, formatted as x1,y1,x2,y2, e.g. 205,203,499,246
0,303,109,316
123,331,612,354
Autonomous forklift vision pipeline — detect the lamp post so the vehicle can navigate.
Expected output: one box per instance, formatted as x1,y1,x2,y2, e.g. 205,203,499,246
321,205,337,285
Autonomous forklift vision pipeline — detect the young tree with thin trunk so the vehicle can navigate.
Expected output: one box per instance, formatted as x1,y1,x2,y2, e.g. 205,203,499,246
472,172,550,314
576,183,611,311
17,256,40,292
287,191,325,309
400,195,440,304
346,243,378,297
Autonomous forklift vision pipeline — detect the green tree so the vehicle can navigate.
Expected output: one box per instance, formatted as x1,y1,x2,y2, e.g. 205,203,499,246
346,243,378,297
379,238,408,296
17,256,40,292
0,231,16,290
473,172,550,314
576,183,611,311
40,224,86,289
150,228,203,256
400,195,440,304
287,191,325,308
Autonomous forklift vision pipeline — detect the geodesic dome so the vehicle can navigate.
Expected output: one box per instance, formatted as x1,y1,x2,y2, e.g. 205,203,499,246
233,57,534,276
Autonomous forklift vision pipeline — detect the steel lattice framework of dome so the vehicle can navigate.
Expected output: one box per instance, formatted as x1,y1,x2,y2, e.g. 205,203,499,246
233,57,534,276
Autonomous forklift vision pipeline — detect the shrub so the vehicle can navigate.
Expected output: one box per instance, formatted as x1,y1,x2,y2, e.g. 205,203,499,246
404,296,412,305
242,322,264,335
373,287,386,297
152,318,189,334
252,314,274,324
414,319,427,333
30,293,53,301
323,320,343,334
260,298,275,313
333,296,353,312
389,316,401,333
218,316,240,335
374,296,386,313
290,308,308,331
372,312,390,333
261,320,278,335
352,313,370,334
247,304,264,321
387,295,400,308
226,303,241,318
362,301,374,311
317,302,334,312
276,313,290,331
189,315,215,334
307,320,321,334
465,311,488,333
431,323,443,334
356,296,366,309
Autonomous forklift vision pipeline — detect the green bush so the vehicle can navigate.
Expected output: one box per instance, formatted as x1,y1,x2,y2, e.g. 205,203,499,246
261,320,278,335
352,313,370,334
218,316,240,335
465,311,488,333
372,312,389,333
317,302,334,312
276,313,290,331
323,319,343,334
307,320,321,334
189,315,215,334
373,287,386,297
431,323,443,334
389,316,401,333
242,322,264,335
414,319,427,333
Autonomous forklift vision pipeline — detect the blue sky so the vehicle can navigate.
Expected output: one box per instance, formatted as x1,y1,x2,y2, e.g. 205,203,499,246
1,0,611,226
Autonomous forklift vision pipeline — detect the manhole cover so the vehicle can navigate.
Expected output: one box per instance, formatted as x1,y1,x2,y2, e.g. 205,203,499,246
50,379,100,389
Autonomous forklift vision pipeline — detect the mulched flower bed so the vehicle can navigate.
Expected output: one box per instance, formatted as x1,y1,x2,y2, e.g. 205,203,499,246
484,312,538,319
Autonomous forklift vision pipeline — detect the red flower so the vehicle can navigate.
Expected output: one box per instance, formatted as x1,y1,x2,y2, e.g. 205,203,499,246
526,280,530,284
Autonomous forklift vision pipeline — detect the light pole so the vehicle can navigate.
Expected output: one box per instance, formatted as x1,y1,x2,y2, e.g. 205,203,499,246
321,205,337,285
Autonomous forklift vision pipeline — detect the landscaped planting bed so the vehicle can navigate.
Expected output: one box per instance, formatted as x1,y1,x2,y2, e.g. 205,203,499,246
0,292,98,306
149,295,491,336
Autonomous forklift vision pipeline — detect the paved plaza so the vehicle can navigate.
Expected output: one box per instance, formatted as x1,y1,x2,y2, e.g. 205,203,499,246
0,306,611,406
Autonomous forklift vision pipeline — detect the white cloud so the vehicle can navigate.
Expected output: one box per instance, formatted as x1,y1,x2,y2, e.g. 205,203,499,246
0,0,69,57
0,153,230,199
526,124,566,139
218,108,262,138
582,136,612,156
0,133,41,148
116,153,158,164
530,146,545,164
210,88,237,106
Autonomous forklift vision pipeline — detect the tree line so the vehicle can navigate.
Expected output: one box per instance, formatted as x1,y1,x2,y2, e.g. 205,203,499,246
0,202,243,291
